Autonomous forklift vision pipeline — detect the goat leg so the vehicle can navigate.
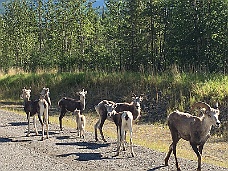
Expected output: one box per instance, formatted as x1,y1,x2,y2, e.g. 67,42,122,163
41,123,45,141
45,112,49,139
97,117,107,142
190,143,201,171
165,143,173,166
129,129,135,157
173,143,181,171
115,127,121,157
59,109,67,131
94,119,100,141
33,115,38,135
26,113,31,137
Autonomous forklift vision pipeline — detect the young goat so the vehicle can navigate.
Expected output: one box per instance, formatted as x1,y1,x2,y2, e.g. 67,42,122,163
74,109,86,138
105,103,135,157
94,94,143,142
58,89,87,131
164,102,220,171
40,87,51,106
38,94,49,140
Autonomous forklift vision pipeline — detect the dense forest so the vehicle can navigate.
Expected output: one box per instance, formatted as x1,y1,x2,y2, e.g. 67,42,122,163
0,0,227,73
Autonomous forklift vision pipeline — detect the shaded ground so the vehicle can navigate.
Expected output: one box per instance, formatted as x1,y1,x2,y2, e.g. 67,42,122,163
0,109,227,171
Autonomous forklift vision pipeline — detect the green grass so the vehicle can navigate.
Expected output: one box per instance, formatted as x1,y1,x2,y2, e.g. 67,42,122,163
0,70,227,133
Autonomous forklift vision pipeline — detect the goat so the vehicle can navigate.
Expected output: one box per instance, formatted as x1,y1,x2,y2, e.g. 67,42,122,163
73,109,86,138
38,94,49,140
40,87,51,106
40,87,51,124
21,87,50,140
94,94,143,142
105,103,135,157
58,89,87,131
164,102,220,171
21,88,39,136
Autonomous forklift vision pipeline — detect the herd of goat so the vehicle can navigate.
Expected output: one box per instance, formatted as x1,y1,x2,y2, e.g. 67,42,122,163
20,87,221,171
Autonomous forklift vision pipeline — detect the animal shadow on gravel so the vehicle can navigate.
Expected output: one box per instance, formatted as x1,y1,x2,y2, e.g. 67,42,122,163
0,137,13,143
57,152,104,161
9,122,28,126
56,141,110,150
0,136,32,143
147,165,167,171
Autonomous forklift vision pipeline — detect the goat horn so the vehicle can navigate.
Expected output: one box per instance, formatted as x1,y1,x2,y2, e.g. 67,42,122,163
191,101,211,111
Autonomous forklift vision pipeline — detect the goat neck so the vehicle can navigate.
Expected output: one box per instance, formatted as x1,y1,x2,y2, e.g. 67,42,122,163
79,95,86,110
40,87,51,106
131,102,141,120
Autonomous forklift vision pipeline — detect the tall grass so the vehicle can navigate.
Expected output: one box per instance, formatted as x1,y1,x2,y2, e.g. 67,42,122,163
0,69,227,121
1,69,227,167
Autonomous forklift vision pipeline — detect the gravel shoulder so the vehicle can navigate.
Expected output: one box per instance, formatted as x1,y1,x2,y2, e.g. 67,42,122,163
0,109,227,171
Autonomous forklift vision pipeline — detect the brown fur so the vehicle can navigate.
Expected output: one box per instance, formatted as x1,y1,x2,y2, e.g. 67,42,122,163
94,96,142,142
165,103,220,171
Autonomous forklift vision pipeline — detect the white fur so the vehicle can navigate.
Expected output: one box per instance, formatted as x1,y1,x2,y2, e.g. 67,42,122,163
74,109,86,138
105,104,135,157
38,96,49,140
119,111,135,157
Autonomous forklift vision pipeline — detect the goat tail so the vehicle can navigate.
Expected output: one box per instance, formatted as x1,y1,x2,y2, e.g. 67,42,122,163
125,113,129,121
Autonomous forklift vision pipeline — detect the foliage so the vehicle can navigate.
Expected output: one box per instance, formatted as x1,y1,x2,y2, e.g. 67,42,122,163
0,0,227,73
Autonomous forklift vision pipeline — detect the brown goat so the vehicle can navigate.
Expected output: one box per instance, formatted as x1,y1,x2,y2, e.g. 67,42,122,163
165,102,220,171
94,94,143,142
58,89,87,131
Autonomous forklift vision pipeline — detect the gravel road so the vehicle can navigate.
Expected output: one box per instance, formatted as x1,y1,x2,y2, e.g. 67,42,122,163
0,109,227,171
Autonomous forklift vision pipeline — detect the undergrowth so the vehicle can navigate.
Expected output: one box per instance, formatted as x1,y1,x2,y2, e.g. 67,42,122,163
0,70,227,139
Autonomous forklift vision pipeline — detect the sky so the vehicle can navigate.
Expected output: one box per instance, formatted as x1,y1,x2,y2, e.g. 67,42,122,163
0,0,105,13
